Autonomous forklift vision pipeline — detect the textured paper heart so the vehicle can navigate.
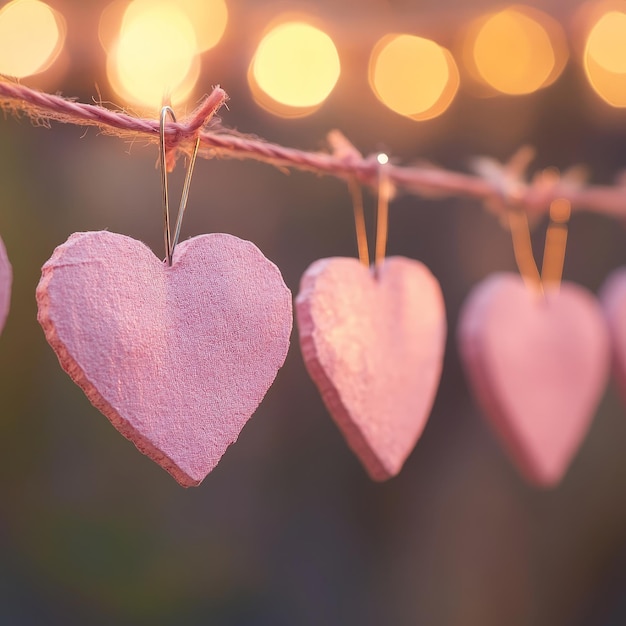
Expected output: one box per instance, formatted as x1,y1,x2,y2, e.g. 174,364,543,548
0,235,11,336
37,231,292,487
600,268,626,404
458,273,609,487
296,257,446,481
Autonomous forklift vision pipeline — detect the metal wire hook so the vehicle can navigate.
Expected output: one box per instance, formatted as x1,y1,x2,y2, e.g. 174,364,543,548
347,178,369,268
374,153,390,273
160,106,200,266
347,153,391,274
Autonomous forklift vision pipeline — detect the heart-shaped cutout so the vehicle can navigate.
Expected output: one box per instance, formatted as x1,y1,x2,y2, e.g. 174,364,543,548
0,236,11,336
296,256,446,480
599,268,626,403
458,273,609,487
37,231,292,486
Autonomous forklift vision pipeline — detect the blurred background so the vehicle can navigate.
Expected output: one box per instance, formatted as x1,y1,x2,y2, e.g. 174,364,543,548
2,0,626,624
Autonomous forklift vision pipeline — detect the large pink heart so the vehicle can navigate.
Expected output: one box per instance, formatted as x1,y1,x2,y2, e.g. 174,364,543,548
296,257,446,481
458,273,609,487
36,231,292,487
0,235,10,335
600,268,626,403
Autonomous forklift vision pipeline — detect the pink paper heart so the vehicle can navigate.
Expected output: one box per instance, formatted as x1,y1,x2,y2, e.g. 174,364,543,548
458,273,609,487
0,236,11,335
599,268,626,403
296,257,446,480
36,231,292,487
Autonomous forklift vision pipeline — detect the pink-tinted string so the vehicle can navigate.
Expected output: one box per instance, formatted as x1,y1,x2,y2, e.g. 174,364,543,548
1,80,626,218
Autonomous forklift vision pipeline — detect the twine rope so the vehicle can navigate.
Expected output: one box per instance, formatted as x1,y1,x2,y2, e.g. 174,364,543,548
2,80,626,219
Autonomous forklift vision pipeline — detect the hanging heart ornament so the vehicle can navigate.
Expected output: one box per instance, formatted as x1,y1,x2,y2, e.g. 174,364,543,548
36,231,292,486
600,268,626,403
458,273,609,487
296,256,446,480
0,236,11,335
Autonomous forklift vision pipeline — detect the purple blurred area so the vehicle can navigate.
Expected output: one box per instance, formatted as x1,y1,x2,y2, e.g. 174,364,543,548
2,0,626,624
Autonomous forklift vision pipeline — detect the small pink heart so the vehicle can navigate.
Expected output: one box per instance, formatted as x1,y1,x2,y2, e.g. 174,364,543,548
36,231,292,486
599,268,626,403
458,273,609,487
0,236,11,335
296,257,446,480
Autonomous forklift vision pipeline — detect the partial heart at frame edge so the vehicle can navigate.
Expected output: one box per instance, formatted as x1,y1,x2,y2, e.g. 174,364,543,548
599,267,626,406
0,235,12,336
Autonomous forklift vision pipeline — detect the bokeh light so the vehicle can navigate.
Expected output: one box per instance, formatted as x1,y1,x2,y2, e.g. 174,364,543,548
584,10,626,106
249,20,340,117
465,6,568,95
98,0,127,53
179,0,227,51
121,0,227,52
369,34,459,121
106,0,200,110
0,0,65,78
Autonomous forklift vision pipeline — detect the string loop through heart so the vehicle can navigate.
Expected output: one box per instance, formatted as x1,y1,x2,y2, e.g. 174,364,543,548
160,106,201,266
541,198,571,289
346,153,392,273
347,179,369,267
507,197,571,296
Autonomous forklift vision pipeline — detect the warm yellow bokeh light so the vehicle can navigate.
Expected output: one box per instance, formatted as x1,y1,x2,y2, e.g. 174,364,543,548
584,59,626,106
250,21,340,114
585,11,626,73
178,0,227,51
470,7,559,95
369,34,459,120
0,0,64,78
584,11,626,106
98,0,131,53
120,0,227,52
106,0,199,109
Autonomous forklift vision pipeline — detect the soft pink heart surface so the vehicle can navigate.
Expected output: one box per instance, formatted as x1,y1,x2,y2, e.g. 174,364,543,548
458,273,609,487
36,231,292,487
0,236,11,335
296,257,446,480
600,268,626,404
